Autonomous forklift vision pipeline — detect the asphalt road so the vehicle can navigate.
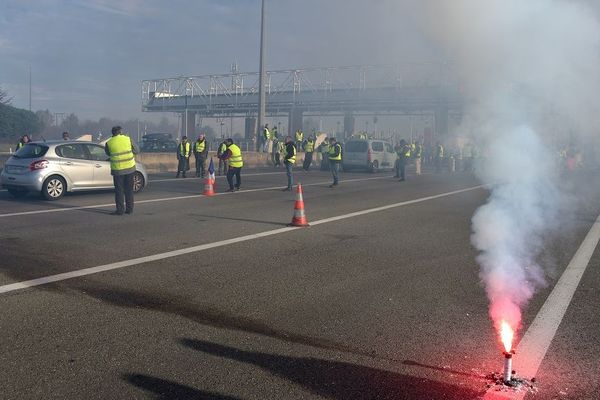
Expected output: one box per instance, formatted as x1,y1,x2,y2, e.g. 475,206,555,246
0,165,598,400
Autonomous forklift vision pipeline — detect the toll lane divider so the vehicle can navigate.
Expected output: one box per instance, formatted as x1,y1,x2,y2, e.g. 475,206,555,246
0,184,484,294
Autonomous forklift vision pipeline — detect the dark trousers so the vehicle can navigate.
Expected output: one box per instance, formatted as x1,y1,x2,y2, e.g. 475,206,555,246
113,173,134,213
274,153,281,166
177,157,189,176
227,167,242,189
303,152,313,171
330,160,340,185
218,158,227,175
195,156,206,177
320,155,329,171
396,161,406,180
285,162,293,189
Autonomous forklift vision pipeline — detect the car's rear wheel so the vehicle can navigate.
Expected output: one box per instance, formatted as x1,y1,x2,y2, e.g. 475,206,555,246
133,171,145,193
7,187,29,198
42,175,66,200
369,160,379,173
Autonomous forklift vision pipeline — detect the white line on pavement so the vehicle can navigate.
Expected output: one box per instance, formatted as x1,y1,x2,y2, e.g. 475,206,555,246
149,171,286,183
0,184,483,294
0,175,392,218
483,213,600,400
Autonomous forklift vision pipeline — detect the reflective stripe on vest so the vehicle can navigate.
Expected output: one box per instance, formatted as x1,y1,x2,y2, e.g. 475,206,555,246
195,140,205,153
286,144,296,164
228,144,243,168
219,142,227,154
107,134,136,172
179,142,190,157
305,140,314,152
17,142,24,150
263,128,271,140
329,143,342,161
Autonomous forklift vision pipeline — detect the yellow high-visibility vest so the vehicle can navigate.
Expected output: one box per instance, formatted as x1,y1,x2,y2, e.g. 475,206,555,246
305,140,314,153
107,134,136,172
179,142,191,157
328,143,342,161
286,143,296,164
195,140,206,153
228,144,243,168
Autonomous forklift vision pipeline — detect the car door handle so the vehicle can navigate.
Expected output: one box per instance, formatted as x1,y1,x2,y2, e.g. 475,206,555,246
64,162,73,166
95,164,103,168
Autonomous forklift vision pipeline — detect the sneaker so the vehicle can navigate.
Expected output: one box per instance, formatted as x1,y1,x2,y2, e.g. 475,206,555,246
282,187,291,191
235,187,241,191
227,188,235,192
110,210,124,216
125,209,133,214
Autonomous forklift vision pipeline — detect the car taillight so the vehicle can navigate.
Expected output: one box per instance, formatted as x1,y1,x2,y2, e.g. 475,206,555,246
29,160,49,171
367,149,372,162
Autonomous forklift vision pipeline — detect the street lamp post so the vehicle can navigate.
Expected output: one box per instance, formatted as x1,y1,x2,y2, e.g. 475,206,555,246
257,0,267,151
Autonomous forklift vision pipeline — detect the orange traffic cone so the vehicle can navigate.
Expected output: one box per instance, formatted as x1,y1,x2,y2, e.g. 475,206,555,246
203,176,215,196
289,183,309,227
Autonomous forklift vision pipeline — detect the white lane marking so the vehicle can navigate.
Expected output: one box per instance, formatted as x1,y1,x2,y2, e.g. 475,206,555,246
483,213,600,400
0,184,483,294
0,175,392,218
149,171,285,183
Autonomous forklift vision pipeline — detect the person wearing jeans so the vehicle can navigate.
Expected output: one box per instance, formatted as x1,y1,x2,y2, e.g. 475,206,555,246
328,137,342,188
282,136,296,191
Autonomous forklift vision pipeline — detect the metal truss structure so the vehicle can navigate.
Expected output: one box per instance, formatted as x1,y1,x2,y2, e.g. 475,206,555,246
141,63,463,117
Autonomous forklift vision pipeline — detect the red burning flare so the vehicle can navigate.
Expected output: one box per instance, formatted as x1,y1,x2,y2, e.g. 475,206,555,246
499,320,514,352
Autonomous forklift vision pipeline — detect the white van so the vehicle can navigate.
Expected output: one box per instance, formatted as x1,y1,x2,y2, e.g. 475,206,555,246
342,139,397,172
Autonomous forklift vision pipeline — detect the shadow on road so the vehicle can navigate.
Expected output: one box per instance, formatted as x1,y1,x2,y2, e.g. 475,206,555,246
74,285,401,363
123,373,243,400
402,360,485,379
179,338,485,400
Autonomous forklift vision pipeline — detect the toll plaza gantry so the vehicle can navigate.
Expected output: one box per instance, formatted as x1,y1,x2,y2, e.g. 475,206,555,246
141,63,463,139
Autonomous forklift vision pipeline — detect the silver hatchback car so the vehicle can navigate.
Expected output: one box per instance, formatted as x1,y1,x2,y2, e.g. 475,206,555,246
1,140,148,200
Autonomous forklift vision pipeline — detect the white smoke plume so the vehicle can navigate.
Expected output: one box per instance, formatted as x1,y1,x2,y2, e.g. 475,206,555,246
420,0,600,337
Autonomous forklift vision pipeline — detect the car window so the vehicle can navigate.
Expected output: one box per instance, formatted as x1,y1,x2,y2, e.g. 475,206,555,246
13,144,48,158
344,141,367,152
385,143,394,153
85,144,109,161
371,141,384,152
56,144,87,160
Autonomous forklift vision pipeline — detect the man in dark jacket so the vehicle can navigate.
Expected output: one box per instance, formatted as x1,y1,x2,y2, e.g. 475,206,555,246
283,136,296,191
176,136,191,178
328,137,342,188
396,139,411,182
193,134,209,178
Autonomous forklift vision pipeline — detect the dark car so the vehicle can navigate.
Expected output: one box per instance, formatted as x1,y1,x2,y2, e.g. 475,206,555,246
140,133,177,152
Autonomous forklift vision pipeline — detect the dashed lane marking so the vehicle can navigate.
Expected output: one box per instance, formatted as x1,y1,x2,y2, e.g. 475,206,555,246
0,184,483,294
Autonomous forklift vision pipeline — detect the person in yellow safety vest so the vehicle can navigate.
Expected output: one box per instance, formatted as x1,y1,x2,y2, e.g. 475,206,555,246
104,126,137,215
410,141,416,155
216,139,228,175
295,130,304,148
303,136,315,171
220,138,243,192
414,141,423,175
16,134,30,150
176,136,191,178
395,139,411,182
435,141,444,173
328,137,342,188
319,137,329,171
262,124,272,153
193,134,209,178
282,136,297,191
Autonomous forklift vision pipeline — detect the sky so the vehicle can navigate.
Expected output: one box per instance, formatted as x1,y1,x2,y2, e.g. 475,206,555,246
0,0,438,122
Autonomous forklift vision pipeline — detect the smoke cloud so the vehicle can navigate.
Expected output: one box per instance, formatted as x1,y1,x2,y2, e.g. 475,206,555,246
420,0,600,337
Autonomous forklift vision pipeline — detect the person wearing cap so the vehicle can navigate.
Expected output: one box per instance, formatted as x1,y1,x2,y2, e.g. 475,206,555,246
104,126,136,215
62,131,70,140
219,138,243,192
176,136,191,178
193,134,209,178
